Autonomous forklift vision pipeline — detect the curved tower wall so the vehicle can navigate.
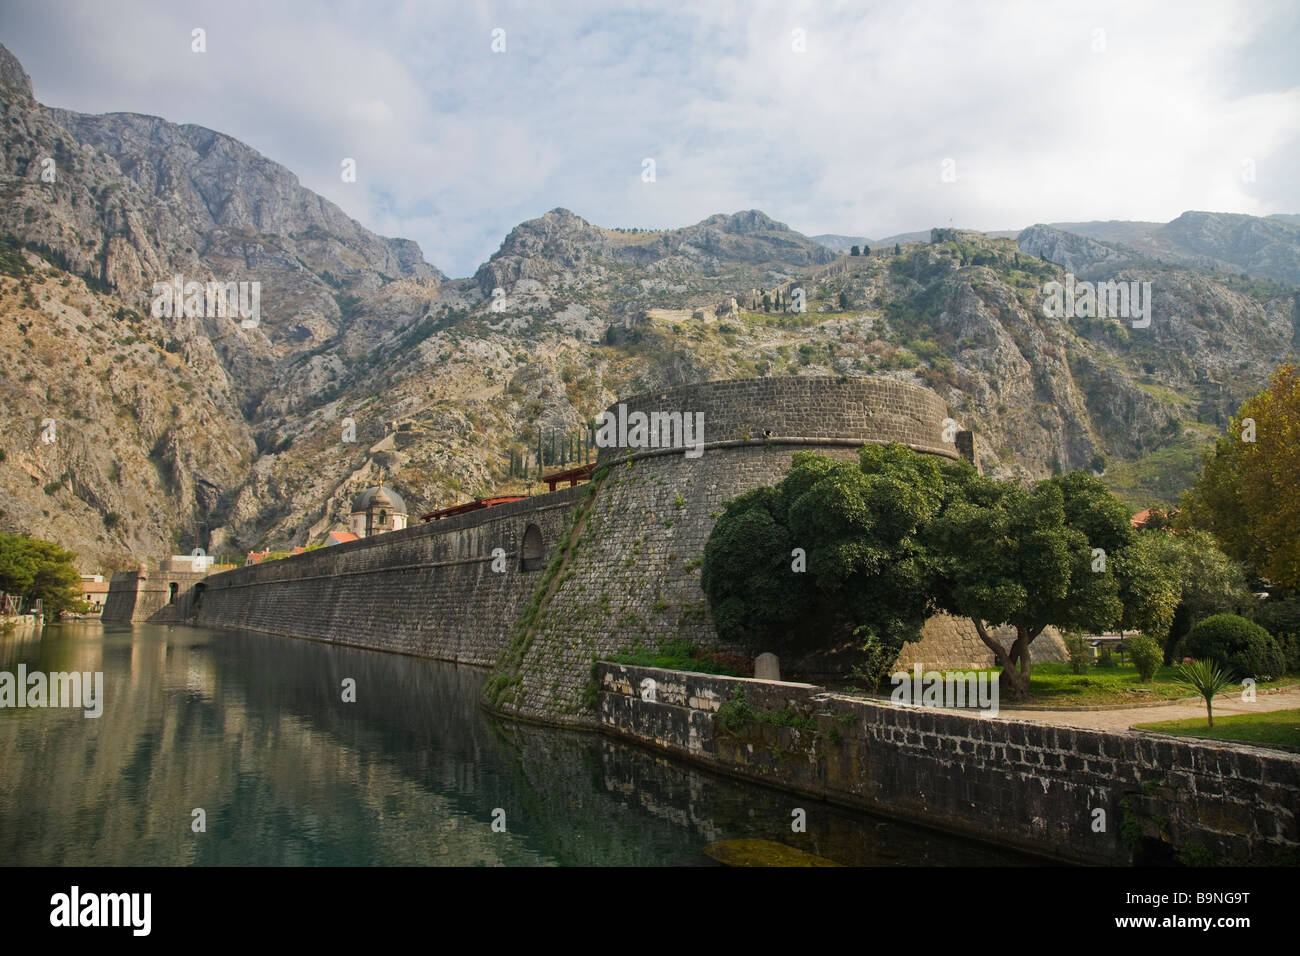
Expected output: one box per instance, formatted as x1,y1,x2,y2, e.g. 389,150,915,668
490,377,992,726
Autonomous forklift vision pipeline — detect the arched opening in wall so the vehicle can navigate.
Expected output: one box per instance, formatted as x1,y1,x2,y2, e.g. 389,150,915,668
520,524,545,572
168,582,179,605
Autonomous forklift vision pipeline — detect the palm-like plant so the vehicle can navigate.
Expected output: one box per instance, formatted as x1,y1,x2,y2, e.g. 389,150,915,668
1174,658,1235,727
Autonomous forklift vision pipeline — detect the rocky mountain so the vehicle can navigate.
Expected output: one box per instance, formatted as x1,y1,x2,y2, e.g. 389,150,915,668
813,229,1016,254
0,43,1296,571
1020,212,1300,285
1016,224,1141,279
810,234,874,254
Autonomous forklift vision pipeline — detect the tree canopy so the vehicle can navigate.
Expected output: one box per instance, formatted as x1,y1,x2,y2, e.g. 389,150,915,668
701,445,974,679
702,444,1163,698
929,470,1132,695
1180,361,1300,589
1117,529,1251,662
0,532,83,616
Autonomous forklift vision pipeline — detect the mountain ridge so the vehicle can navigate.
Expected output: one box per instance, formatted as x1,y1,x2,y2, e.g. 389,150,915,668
0,42,1295,570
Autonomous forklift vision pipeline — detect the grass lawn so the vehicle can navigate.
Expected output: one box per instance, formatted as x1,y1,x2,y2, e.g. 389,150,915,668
870,661,1299,707
1133,709,1300,750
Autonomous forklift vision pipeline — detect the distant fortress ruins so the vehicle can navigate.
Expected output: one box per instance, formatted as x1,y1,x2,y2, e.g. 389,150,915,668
104,376,1066,727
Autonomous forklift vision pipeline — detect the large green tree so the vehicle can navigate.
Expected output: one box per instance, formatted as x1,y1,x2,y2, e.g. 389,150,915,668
701,445,973,675
703,446,1167,700
1117,529,1251,662
0,532,83,616
929,471,1132,697
1180,361,1300,589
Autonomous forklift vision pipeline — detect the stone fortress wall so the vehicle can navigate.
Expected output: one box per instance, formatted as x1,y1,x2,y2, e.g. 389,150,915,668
136,376,1063,725
486,377,1065,726
102,568,212,624
185,485,586,665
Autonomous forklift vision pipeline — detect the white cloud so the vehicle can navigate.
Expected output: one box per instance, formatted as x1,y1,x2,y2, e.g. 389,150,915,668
2,0,1296,274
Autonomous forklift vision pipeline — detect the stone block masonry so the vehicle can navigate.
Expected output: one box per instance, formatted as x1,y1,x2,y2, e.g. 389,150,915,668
598,663,1300,866
163,376,1026,724
593,376,968,463
189,485,586,664
489,376,985,726
102,569,212,623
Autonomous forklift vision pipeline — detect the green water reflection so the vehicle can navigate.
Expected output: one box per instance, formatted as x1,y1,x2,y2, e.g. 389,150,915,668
0,623,1044,866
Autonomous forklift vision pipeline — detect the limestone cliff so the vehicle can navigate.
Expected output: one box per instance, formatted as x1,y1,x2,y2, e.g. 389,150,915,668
0,42,1295,569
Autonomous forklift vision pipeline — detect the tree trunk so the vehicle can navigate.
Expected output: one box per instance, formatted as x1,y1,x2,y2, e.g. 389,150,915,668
971,621,1030,699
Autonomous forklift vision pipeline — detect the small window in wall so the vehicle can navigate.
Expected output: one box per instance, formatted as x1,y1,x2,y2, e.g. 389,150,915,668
520,524,545,572
168,582,179,605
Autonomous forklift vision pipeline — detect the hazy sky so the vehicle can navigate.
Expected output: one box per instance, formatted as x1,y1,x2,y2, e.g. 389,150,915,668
3,0,1298,276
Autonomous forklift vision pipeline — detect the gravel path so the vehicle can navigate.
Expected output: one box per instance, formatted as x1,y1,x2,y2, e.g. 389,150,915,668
996,685,1300,733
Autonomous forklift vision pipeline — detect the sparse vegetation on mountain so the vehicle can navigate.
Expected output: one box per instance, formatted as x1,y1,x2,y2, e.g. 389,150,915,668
0,41,1294,571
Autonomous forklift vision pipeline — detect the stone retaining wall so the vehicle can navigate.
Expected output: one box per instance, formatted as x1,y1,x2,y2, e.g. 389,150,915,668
597,662,1300,866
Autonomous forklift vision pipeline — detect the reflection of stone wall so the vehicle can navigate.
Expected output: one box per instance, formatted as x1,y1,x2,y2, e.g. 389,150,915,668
598,662,1300,866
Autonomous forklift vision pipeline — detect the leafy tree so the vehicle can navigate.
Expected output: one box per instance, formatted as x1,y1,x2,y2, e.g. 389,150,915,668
0,532,83,616
1115,531,1184,649
1166,530,1252,657
863,245,870,256
894,243,901,255
704,450,1170,700
850,245,860,256
701,446,972,674
1180,362,1300,588
1255,592,1300,640
930,471,1132,697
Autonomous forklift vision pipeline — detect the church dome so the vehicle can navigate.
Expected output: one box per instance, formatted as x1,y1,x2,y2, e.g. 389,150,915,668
350,485,407,515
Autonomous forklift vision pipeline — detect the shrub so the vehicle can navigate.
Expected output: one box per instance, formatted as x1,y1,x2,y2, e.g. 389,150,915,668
1128,633,1163,682
1064,632,1091,674
850,627,897,690
1255,594,1300,639
1274,632,1300,675
1096,646,1115,668
1184,613,1286,682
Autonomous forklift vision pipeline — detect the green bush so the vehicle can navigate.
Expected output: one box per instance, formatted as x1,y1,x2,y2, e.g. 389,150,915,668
1096,646,1115,668
1256,595,1300,639
1274,632,1300,674
1064,632,1091,674
849,627,897,690
1184,613,1286,682
1128,633,1163,682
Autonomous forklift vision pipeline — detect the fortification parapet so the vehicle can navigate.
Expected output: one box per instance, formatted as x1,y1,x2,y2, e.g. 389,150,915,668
594,377,965,464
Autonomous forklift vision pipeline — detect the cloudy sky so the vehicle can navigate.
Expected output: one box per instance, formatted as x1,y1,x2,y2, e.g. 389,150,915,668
3,0,1297,276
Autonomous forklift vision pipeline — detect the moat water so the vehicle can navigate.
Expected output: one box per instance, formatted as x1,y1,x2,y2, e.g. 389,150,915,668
0,623,1043,866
